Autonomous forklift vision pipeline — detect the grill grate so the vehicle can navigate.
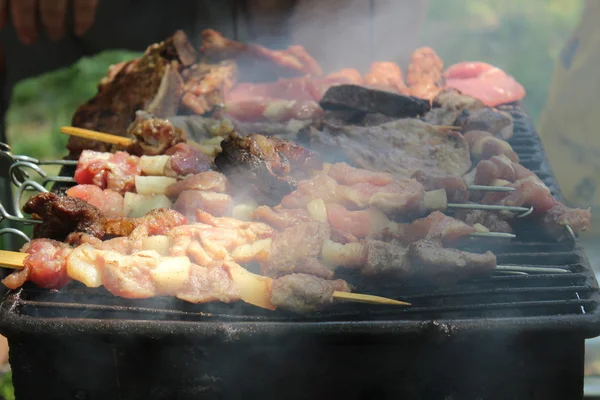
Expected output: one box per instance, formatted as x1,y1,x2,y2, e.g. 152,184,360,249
1,105,599,333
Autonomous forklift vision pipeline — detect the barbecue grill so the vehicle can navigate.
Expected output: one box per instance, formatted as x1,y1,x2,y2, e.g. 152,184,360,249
0,106,598,400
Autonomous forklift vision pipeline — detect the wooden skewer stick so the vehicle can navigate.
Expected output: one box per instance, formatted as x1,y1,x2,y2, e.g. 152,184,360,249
0,250,411,307
333,291,411,306
0,250,26,270
61,126,134,147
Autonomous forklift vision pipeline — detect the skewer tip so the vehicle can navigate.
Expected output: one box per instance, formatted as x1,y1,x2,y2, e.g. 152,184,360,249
333,291,411,306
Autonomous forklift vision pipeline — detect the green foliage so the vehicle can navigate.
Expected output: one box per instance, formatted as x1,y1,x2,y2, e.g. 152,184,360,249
0,372,14,400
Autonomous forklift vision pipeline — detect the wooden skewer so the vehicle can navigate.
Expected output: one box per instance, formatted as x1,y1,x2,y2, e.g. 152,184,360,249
61,126,134,147
0,250,411,307
0,250,26,270
332,291,411,306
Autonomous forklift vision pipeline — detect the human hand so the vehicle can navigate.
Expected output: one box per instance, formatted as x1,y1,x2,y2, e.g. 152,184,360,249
0,0,99,45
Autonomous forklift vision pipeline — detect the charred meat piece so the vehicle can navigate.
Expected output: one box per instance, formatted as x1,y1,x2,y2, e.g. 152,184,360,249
200,29,323,80
302,118,471,180
24,193,106,242
270,273,350,314
261,221,333,279
406,47,444,100
319,84,430,118
126,113,188,156
215,133,323,205
69,31,193,155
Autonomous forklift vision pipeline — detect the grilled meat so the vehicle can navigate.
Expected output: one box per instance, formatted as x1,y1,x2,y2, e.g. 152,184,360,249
463,130,518,162
412,170,468,203
406,47,444,100
165,171,228,198
251,206,312,230
126,112,188,156
164,143,215,178
454,209,513,234
24,193,106,242
301,118,471,180
180,60,237,115
200,29,323,80
215,133,323,205
363,61,409,94
74,150,141,195
270,274,351,313
69,31,193,155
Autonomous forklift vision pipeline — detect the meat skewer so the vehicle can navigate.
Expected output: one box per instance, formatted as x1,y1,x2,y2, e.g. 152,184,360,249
0,246,410,313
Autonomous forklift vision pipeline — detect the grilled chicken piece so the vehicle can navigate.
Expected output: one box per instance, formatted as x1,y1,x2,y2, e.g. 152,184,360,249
215,133,323,205
126,112,188,156
406,47,444,100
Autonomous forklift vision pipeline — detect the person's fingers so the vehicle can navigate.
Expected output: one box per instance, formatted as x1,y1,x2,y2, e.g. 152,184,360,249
39,0,68,40
0,0,7,30
11,0,38,45
73,0,98,36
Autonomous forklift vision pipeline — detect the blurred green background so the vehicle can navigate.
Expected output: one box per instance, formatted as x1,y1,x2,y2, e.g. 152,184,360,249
0,1,585,398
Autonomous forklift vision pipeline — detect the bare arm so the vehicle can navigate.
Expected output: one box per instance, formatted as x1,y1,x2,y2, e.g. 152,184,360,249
289,0,429,73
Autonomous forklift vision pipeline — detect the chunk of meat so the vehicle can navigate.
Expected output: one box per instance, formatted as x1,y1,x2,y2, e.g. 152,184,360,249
24,193,106,241
74,150,140,194
215,133,322,206
363,61,409,94
412,170,468,203
328,163,395,186
464,130,518,162
251,206,312,230
126,114,187,156
99,250,161,298
444,62,526,107
406,47,444,99
176,263,241,304
454,210,513,233
104,208,187,237
270,274,350,313
180,60,237,115
261,221,332,278
541,203,592,240
2,239,72,290
195,210,275,240
66,185,124,218
455,107,514,140
200,29,323,79
173,191,233,219
164,143,214,178
165,171,228,198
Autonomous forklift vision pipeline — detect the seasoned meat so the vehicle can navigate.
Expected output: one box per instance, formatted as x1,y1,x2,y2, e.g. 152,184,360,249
362,239,410,277
180,60,237,115
541,203,592,240
165,171,228,198
251,206,312,230
463,130,518,162
261,221,331,278
270,273,350,313
302,118,471,180
215,133,323,205
406,47,444,100
408,238,497,282
164,143,214,178
454,210,513,233
412,170,468,202
23,193,106,241
126,113,187,156
68,31,192,155
363,61,409,94
173,191,233,219
455,107,514,140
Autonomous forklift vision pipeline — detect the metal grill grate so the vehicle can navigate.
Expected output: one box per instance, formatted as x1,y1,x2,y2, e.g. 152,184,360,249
1,105,599,333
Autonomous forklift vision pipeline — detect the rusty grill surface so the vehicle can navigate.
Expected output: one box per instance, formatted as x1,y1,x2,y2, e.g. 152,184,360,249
0,105,599,340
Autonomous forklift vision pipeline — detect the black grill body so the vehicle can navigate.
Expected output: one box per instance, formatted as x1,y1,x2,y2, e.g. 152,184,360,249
1,107,599,400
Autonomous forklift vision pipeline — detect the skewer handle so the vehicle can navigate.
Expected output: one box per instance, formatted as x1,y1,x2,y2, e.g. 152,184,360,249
61,126,134,147
0,250,25,269
332,291,411,306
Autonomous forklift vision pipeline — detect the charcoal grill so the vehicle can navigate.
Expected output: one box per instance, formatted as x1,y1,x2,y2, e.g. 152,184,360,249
0,106,599,400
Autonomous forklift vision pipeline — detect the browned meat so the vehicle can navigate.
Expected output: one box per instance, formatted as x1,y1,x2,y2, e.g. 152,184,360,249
24,193,105,241
270,273,350,313
412,170,468,202
541,203,592,240
407,238,497,283
103,208,188,237
302,118,471,180
68,31,193,155
261,221,332,279
200,29,323,80
126,113,187,156
361,237,496,283
175,263,241,304
251,206,312,230
215,133,323,205
180,60,237,115
463,130,519,162
406,47,444,100
454,210,513,233
165,171,228,198
164,143,214,178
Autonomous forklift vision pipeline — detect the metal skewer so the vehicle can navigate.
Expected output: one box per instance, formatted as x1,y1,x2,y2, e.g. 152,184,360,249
467,185,515,193
447,203,534,218
9,161,75,188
